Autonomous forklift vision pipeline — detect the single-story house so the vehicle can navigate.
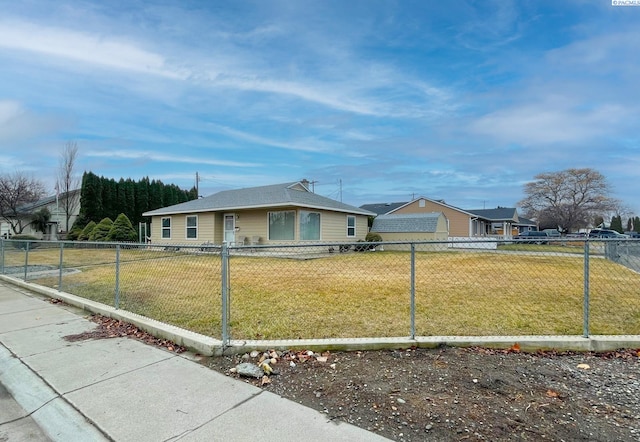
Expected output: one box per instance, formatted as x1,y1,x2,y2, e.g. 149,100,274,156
514,216,538,234
370,212,448,251
142,180,376,246
362,197,524,239
465,207,520,237
1,189,81,240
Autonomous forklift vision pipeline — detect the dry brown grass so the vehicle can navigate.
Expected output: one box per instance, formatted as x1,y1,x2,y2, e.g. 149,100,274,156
19,248,640,340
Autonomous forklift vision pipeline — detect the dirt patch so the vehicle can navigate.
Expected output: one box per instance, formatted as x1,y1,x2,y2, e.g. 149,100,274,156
63,314,186,353
206,346,640,441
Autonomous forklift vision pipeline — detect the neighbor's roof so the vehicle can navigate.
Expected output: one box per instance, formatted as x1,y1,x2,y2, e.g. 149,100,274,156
359,202,408,215
388,197,477,217
143,181,376,216
371,212,444,233
16,189,81,214
516,216,537,227
466,207,518,222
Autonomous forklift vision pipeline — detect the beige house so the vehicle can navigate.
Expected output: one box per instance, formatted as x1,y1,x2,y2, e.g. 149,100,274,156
370,212,449,251
362,198,522,239
143,181,375,246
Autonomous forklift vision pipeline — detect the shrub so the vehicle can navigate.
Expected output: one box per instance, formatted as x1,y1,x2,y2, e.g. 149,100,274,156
107,213,138,242
89,217,113,242
67,225,83,241
9,234,40,250
365,232,383,242
78,221,97,241
354,233,383,252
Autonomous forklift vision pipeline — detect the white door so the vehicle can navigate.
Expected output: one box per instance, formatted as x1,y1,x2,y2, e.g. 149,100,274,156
224,214,235,244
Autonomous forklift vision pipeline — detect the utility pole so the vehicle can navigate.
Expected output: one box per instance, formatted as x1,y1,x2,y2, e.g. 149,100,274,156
339,179,343,202
195,172,200,198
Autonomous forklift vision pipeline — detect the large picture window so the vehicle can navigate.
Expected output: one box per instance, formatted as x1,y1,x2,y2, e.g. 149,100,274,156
347,215,356,237
186,215,198,239
299,211,320,241
268,211,295,240
161,217,171,239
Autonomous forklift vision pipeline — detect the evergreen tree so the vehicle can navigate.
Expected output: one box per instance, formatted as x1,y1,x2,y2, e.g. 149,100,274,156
610,215,623,233
78,220,97,241
78,172,197,228
107,213,138,242
135,177,150,225
79,172,103,222
89,217,113,241
635,216,640,233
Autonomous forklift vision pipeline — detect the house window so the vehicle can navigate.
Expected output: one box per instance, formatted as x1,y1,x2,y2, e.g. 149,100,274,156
161,217,171,239
268,211,295,240
299,211,320,240
419,199,426,208
347,215,356,237
186,215,198,239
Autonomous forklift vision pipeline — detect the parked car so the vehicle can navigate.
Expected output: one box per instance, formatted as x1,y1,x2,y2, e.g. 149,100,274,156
542,229,561,238
588,229,629,239
514,230,549,244
624,231,640,238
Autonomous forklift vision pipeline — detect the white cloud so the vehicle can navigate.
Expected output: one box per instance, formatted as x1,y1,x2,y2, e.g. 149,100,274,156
0,19,186,79
85,150,260,168
470,102,626,145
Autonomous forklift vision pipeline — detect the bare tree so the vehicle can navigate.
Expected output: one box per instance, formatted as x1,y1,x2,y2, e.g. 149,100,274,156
57,141,81,232
518,168,617,232
0,171,46,234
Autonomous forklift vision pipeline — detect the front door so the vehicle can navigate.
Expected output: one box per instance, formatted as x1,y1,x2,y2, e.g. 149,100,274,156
224,213,235,244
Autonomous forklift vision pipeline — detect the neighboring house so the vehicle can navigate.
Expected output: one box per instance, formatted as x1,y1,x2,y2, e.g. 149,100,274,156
0,190,81,240
465,207,520,237
142,181,375,245
515,216,538,234
362,197,524,239
370,212,448,250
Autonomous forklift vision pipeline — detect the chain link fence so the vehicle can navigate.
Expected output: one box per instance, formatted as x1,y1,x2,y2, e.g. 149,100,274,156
2,238,639,344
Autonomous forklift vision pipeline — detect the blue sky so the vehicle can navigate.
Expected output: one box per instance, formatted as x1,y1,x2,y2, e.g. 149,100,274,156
1,0,639,214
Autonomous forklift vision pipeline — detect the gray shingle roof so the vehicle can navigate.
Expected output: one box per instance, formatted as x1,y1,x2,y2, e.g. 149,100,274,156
143,182,375,216
359,202,408,215
371,212,443,233
16,189,80,214
466,208,518,222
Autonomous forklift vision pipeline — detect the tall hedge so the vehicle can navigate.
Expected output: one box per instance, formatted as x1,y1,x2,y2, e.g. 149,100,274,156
77,172,197,229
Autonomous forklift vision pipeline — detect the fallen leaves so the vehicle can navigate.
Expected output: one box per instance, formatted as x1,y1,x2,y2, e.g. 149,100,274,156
63,314,186,353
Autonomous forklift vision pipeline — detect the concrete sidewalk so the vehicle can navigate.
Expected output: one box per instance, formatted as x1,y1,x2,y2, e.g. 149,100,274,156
0,282,388,441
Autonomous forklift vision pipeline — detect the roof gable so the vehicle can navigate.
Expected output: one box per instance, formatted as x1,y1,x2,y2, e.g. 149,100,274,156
389,197,475,216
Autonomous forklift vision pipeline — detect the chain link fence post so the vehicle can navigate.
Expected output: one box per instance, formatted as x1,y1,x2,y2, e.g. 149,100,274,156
221,242,230,347
115,244,121,309
23,241,30,281
583,240,590,338
58,241,65,292
410,242,416,339
1,239,4,274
